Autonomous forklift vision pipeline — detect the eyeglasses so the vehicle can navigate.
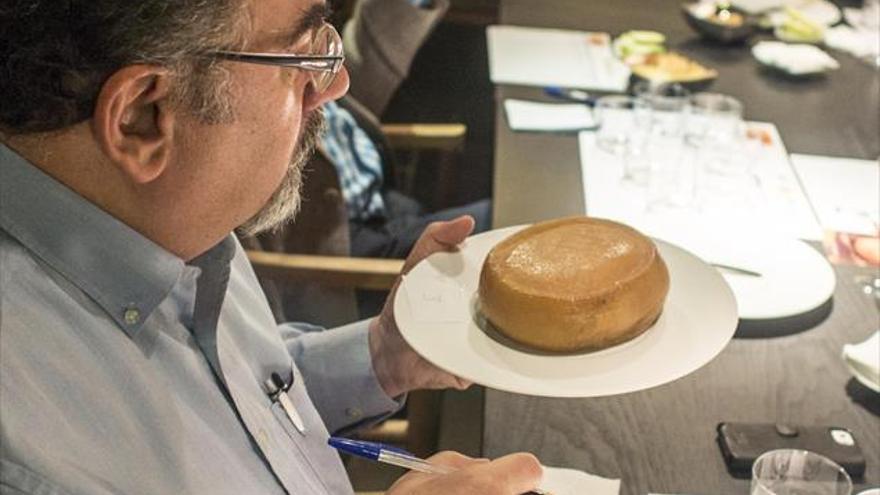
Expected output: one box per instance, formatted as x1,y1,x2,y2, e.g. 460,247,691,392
211,23,344,94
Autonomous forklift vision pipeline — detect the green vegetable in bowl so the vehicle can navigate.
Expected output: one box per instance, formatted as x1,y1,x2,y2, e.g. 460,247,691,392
613,30,667,59
775,7,824,43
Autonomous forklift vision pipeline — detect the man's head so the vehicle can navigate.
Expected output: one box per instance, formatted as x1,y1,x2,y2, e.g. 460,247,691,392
0,0,244,133
0,0,348,259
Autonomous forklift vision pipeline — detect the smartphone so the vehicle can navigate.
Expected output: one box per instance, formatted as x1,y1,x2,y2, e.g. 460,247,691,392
716,422,866,479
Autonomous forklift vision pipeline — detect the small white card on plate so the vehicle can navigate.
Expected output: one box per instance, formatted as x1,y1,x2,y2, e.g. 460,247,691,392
402,274,469,324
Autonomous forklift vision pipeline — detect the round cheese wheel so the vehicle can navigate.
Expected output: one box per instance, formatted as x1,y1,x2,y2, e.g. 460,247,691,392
478,217,669,353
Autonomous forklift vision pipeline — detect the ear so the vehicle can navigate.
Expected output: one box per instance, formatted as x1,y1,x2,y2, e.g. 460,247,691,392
91,65,175,184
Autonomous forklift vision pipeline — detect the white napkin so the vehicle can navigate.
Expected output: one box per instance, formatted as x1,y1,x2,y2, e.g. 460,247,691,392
504,99,597,132
752,41,840,75
843,331,880,393
540,466,620,495
825,25,880,61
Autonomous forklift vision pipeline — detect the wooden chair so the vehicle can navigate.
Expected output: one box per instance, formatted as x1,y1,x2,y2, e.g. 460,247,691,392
243,95,465,327
242,95,463,460
445,0,498,25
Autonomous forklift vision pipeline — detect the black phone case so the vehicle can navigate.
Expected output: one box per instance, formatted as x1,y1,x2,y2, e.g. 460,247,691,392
716,422,866,479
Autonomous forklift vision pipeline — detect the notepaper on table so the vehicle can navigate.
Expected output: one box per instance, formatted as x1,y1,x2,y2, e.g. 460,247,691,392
487,25,631,92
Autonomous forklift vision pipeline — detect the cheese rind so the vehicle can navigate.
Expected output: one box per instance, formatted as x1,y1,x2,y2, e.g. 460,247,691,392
478,217,670,353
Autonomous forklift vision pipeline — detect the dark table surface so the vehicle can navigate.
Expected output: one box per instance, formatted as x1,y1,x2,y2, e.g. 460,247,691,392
477,1,880,493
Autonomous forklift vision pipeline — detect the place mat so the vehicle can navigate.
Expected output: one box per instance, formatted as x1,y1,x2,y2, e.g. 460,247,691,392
487,25,631,92
578,121,823,242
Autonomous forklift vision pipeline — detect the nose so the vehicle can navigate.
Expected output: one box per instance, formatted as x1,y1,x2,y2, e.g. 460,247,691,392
304,66,350,113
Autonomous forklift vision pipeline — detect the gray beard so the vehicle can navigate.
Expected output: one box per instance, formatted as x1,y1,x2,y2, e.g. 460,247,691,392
236,112,325,237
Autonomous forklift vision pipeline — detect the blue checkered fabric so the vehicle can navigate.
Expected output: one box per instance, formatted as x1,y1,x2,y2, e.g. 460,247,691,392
320,100,386,221
320,0,432,221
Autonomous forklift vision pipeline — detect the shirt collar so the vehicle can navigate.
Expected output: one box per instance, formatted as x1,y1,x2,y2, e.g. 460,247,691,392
0,144,185,337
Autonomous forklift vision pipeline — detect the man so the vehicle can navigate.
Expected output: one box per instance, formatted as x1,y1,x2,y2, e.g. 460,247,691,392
0,1,542,494
321,0,491,260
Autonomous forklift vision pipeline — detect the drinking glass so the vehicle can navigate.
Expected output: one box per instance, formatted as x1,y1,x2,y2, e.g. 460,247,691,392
633,81,691,137
685,92,744,148
645,134,697,211
594,95,652,184
594,95,640,154
631,82,696,210
686,93,746,180
751,450,853,495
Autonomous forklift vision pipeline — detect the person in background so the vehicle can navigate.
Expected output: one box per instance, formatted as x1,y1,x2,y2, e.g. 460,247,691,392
322,0,492,259
0,1,542,494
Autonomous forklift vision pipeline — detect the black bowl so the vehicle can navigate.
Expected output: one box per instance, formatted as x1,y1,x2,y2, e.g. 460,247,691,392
628,71,717,94
681,3,756,44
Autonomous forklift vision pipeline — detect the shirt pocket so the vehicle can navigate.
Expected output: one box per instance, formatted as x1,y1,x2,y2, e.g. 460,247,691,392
269,364,352,495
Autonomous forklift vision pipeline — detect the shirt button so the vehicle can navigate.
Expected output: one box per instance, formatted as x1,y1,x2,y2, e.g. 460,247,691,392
345,407,362,419
123,307,141,325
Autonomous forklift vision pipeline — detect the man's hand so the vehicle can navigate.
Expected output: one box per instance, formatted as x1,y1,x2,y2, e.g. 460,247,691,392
368,216,475,397
387,451,544,495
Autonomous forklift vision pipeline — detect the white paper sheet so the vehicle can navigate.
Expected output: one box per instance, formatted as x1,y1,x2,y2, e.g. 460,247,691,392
540,466,620,495
578,122,823,242
487,25,631,92
504,99,597,132
791,154,880,236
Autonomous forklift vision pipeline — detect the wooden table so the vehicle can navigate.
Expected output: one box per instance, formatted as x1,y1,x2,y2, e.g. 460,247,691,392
472,1,880,493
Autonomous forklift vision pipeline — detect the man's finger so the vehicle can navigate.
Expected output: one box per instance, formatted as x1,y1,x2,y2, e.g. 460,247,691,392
427,215,476,247
403,216,475,274
425,450,481,470
478,453,544,494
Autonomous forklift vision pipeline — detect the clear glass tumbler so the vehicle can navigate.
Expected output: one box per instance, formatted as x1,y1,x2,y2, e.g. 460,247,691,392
751,449,853,495
633,81,691,137
685,92,744,149
594,95,638,155
594,95,652,184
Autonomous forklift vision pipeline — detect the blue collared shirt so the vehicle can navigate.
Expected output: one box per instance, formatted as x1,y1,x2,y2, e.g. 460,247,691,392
0,144,400,494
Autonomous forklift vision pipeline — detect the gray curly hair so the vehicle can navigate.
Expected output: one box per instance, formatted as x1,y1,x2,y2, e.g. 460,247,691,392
0,0,247,134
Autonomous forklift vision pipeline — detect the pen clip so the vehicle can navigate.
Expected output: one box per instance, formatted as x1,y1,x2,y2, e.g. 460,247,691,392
265,371,307,435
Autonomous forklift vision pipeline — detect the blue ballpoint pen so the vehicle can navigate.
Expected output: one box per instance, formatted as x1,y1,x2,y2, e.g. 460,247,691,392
328,437,550,494
544,86,596,106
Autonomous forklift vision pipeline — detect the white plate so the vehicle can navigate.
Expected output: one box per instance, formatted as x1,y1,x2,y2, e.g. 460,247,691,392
394,226,738,398
752,41,840,75
843,331,880,393
767,0,842,27
850,365,880,393
651,230,836,320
